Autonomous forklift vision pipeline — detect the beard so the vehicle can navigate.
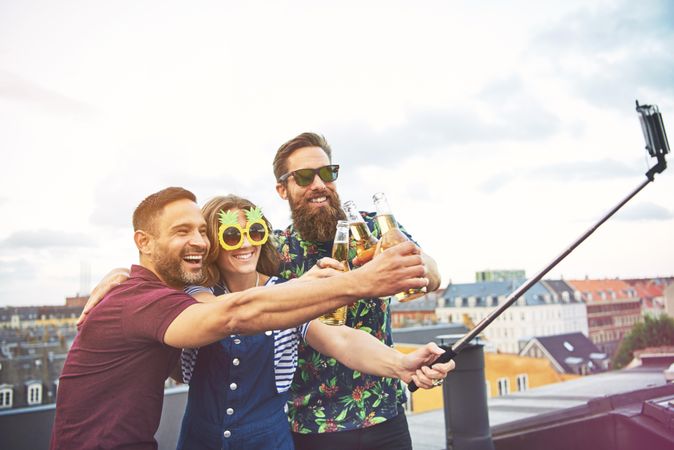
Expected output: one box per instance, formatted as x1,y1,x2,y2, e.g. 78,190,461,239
289,187,346,242
153,246,205,288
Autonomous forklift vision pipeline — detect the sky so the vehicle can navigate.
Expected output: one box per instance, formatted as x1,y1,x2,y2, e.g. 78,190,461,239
1,0,673,306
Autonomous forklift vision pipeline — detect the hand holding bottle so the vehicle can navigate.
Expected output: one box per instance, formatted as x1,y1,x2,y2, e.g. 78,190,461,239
372,192,427,302
319,220,351,325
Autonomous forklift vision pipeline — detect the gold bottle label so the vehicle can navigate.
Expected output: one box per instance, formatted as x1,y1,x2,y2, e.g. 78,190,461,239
374,214,426,302
319,241,349,325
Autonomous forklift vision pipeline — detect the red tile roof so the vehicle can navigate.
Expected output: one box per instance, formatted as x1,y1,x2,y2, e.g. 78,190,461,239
566,279,637,302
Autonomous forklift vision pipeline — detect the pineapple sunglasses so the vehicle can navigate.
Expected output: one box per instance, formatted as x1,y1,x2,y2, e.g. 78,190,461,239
217,207,269,251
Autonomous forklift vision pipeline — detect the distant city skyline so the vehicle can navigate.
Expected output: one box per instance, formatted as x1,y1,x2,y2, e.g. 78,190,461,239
1,0,673,306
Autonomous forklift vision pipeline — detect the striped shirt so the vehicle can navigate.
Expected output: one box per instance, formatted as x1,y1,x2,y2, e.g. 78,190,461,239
180,277,310,393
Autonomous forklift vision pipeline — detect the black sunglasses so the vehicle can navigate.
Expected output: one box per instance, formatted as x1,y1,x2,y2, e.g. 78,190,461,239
279,164,340,187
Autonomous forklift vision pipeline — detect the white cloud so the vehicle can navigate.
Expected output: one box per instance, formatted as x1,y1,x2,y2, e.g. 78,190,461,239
0,230,96,249
0,0,673,306
616,201,674,221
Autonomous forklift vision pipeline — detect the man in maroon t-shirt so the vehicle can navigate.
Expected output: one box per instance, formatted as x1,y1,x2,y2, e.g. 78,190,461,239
50,187,431,450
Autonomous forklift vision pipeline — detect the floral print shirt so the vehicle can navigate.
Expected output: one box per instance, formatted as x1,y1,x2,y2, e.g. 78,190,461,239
274,211,416,434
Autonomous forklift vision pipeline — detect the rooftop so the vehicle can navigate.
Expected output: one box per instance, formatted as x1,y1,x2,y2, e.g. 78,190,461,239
521,332,607,374
406,360,673,449
1,361,672,449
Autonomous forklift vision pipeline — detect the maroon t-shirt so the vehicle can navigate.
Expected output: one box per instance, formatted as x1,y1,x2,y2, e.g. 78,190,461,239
50,265,198,450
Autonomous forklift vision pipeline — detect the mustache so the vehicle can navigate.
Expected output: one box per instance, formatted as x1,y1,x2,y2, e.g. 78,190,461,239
290,187,345,241
181,246,207,256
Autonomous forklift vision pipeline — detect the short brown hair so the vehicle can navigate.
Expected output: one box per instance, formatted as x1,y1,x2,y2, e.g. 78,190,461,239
273,132,332,182
132,187,197,233
200,195,280,287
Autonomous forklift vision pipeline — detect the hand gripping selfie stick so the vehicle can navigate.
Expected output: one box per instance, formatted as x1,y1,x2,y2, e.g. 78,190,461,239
408,100,670,392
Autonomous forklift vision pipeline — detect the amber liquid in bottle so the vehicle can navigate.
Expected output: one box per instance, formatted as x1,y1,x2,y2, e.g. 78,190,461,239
343,200,379,264
373,195,427,302
349,221,378,264
319,222,350,325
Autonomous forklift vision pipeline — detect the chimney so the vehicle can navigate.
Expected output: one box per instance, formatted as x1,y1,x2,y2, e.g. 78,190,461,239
437,334,494,450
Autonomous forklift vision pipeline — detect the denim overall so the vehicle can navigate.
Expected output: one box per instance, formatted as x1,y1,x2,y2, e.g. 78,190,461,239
176,287,293,449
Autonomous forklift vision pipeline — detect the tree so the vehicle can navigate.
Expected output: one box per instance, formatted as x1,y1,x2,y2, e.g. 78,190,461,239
612,314,674,369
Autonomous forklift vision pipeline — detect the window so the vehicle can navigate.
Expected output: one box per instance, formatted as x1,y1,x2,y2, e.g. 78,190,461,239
0,387,13,408
517,374,529,391
27,383,42,405
497,378,510,396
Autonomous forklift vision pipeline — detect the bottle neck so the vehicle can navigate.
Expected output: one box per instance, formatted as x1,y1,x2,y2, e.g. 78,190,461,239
375,214,399,235
334,221,349,244
343,201,364,223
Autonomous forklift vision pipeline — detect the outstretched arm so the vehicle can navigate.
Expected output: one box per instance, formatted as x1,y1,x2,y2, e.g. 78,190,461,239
77,268,130,324
305,320,454,389
163,241,428,348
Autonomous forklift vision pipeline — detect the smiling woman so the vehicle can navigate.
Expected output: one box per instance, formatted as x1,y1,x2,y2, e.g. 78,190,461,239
174,193,453,449
199,195,280,291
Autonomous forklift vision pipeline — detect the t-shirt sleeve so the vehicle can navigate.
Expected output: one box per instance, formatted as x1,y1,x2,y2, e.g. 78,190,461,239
185,285,214,297
122,290,197,344
298,321,311,342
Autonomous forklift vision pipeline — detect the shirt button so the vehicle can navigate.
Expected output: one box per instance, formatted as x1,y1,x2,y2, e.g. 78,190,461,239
233,338,241,344
232,358,240,366
226,408,234,415
265,330,272,336
230,383,238,390
224,430,231,438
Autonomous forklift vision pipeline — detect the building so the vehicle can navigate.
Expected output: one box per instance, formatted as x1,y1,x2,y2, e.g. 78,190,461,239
392,324,574,413
624,277,674,318
0,305,81,410
390,291,441,328
0,336,71,409
566,279,641,357
475,269,525,282
520,332,609,375
65,294,89,308
437,279,588,353
0,306,82,330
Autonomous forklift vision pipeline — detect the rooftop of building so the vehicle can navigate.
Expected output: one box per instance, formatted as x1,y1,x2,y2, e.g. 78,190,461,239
565,278,638,301
522,332,607,374
392,323,468,345
390,295,440,311
441,279,574,307
406,356,674,449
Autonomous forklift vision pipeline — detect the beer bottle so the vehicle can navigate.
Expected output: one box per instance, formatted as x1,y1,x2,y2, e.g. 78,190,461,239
319,220,350,325
372,192,427,302
343,200,379,264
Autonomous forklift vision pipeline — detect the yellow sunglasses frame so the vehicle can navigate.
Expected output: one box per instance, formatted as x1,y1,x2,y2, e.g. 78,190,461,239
218,220,269,251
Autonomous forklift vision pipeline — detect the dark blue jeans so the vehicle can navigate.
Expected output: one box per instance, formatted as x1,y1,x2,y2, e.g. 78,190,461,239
291,412,412,450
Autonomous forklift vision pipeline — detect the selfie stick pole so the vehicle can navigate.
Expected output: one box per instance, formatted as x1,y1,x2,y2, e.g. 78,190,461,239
409,100,670,392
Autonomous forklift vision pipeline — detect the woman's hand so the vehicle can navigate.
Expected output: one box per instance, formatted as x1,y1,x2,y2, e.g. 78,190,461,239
297,257,346,282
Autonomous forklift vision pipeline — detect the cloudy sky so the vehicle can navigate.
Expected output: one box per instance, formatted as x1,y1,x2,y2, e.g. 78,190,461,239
1,0,672,306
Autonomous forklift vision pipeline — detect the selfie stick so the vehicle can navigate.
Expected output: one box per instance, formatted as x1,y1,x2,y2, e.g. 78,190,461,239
409,100,670,392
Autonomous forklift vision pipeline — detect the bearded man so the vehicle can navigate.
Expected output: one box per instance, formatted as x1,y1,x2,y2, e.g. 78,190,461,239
273,133,442,450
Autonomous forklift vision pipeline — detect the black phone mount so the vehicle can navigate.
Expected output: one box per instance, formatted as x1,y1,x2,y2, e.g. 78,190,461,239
636,100,669,180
